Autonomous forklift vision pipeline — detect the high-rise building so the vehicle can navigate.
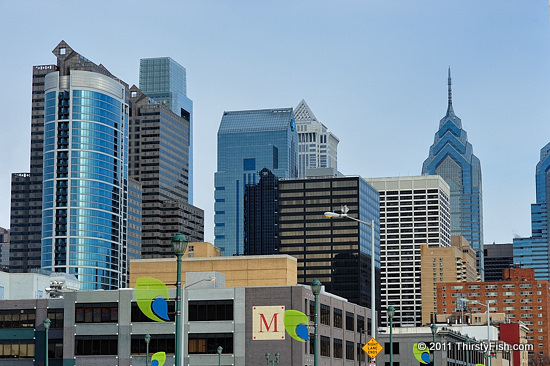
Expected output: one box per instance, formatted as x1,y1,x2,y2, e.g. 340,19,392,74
243,168,278,255
294,100,339,177
34,41,131,289
139,57,194,203
484,243,514,281
214,108,298,256
277,175,380,312
128,86,203,258
365,176,451,327
0,227,9,269
422,69,484,277
420,236,478,325
513,142,550,280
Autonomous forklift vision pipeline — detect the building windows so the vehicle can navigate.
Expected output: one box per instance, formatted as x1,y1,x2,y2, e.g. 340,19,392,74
0,340,35,358
346,312,354,331
320,336,330,357
188,333,233,354
334,338,343,358
188,300,233,321
0,309,36,328
131,334,174,355
75,335,118,355
47,308,64,328
243,158,256,171
357,315,365,333
346,340,354,360
384,342,400,354
320,304,330,326
334,308,343,328
131,302,175,322
75,303,118,323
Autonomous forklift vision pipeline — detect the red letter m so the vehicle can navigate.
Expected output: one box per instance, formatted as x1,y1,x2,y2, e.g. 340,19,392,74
259,313,278,333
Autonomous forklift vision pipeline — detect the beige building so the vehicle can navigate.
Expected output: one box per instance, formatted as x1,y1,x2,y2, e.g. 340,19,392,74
183,241,222,258
421,235,478,324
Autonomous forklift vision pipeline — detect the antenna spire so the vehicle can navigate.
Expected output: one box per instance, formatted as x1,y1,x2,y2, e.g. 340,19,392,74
447,67,454,116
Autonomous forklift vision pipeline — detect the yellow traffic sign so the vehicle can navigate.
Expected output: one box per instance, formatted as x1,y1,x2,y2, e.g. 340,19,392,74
362,337,383,359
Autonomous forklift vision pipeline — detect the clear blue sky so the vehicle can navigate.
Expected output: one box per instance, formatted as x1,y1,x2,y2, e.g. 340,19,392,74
1,1,549,245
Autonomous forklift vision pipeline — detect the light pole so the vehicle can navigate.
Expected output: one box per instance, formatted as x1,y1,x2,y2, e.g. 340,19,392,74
461,298,491,366
171,233,188,366
387,306,395,366
430,324,437,366
217,346,222,366
465,337,469,366
324,205,376,343
43,318,51,366
145,334,151,366
311,279,321,366
265,352,280,365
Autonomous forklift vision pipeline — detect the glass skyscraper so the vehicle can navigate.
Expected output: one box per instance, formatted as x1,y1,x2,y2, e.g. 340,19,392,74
422,69,484,277
214,108,298,256
40,41,130,289
513,142,550,280
139,57,194,203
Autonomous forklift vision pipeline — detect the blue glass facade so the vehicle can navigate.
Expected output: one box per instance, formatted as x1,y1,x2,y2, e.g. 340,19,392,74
422,70,484,277
41,62,129,290
139,57,194,203
215,108,298,256
513,142,550,280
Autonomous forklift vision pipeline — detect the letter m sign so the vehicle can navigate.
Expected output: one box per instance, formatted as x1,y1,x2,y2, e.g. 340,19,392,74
252,306,285,340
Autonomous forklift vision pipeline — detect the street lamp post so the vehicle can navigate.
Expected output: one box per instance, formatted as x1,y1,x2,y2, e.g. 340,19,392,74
387,306,395,366
265,352,280,365
430,324,437,366
324,205,376,344
311,279,321,366
145,334,151,366
43,318,51,366
460,298,491,366
171,233,188,366
217,346,223,366
465,337,469,366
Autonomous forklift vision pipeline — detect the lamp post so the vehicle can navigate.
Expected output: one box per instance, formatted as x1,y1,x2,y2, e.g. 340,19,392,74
430,324,437,366
387,306,395,366
217,346,222,366
465,337,469,366
171,233,188,366
144,334,151,366
265,352,280,365
311,279,321,366
324,205,376,344
461,298,491,366
43,318,51,366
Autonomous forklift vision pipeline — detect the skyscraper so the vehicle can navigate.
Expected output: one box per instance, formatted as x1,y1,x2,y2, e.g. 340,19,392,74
38,41,130,289
294,100,339,178
513,142,550,280
422,69,484,277
139,57,194,203
484,243,514,281
214,108,298,256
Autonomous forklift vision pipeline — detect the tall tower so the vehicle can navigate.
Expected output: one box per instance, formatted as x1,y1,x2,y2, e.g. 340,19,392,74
139,57,194,203
422,69,484,277
294,100,339,177
214,108,298,256
513,142,550,280
37,41,130,289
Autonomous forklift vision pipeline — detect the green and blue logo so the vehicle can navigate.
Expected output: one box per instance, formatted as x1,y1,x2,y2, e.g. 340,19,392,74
413,342,430,364
135,277,170,322
283,310,309,342
151,351,166,366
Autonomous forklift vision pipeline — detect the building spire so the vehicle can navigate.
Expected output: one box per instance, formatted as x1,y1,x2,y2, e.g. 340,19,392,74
447,67,454,116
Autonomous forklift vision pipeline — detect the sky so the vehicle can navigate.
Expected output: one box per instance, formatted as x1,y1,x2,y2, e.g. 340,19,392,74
0,0,549,245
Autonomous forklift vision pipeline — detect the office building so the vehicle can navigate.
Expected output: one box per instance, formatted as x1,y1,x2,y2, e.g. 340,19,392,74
513,142,550,280
484,243,514,281
214,108,298,256
244,168,278,255
422,69,484,277
437,266,550,357
139,57,194,203
128,86,203,258
294,100,339,177
365,176,451,327
277,175,380,313
420,236,478,325
0,227,8,269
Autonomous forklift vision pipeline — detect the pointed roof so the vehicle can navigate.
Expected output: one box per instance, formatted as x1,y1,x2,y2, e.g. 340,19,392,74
446,67,455,116
294,99,318,122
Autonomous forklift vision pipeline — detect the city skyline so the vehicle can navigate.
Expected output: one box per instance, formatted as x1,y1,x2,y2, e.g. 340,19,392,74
1,1,550,246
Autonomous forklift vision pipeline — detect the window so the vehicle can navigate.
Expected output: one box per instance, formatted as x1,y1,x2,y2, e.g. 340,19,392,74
384,342,400,354
346,312,354,331
0,309,36,328
357,315,365,333
75,303,118,323
188,333,234,354
47,308,64,328
243,158,256,171
334,308,343,328
346,340,354,360
75,335,118,355
334,338,343,358
0,340,35,358
320,304,330,326
188,300,233,321
131,334,174,355
320,336,330,357
131,301,175,322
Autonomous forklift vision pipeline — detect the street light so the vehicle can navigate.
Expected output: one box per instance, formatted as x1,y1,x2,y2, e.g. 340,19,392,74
324,205,376,344
144,334,151,366
459,298,491,366
387,306,395,366
265,352,280,365
171,233,188,366
43,318,51,366
217,346,223,366
430,324,437,366
311,279,321,366
465,337,469,366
